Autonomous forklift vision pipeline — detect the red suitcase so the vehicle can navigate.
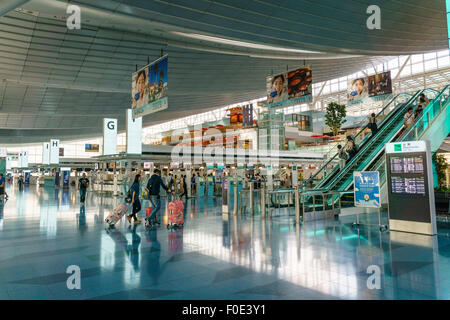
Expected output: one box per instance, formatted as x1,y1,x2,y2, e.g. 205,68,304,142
167,200,184,228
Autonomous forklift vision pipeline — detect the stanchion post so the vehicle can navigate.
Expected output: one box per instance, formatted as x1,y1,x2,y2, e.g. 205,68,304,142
295,186,300,225
249,182,254,216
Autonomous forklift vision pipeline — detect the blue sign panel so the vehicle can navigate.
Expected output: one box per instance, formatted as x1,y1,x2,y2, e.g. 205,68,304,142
353,171,381,208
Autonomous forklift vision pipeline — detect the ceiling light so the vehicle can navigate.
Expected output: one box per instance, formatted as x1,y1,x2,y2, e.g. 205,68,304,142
171,31,322,54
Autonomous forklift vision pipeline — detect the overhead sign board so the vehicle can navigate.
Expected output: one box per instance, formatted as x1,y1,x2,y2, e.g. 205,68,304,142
50,139,60,164
103,118,117,156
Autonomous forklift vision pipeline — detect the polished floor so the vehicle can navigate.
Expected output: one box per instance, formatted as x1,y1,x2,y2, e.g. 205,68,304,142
0,184,450,300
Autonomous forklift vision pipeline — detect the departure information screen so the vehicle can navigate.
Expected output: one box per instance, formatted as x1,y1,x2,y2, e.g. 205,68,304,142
390,156,424,174
389,155,426,195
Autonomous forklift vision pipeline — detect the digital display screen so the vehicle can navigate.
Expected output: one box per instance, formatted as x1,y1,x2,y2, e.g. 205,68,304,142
391,177,425,195
390,156,424,174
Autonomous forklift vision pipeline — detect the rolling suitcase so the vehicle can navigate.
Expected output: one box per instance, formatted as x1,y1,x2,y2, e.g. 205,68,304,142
167,195,184,228
105,203,129,226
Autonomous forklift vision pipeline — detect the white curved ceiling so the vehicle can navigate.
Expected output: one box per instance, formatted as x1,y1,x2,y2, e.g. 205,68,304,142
0,0,447,143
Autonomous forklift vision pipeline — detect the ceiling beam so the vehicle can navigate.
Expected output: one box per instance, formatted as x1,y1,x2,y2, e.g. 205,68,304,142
0,0,29,17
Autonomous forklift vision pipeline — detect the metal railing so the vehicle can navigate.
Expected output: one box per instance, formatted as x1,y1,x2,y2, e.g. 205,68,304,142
323,88,439,192
239,187,357,223
370,84,450,190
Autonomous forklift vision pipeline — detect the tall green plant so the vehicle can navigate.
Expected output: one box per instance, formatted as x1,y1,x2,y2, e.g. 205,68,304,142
433,153,448,191
325,102,347,136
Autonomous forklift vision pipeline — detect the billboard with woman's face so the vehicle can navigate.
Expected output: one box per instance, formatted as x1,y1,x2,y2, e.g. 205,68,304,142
348,77,369,102
266,66,312,108
131,55,168,119
348,72,392,104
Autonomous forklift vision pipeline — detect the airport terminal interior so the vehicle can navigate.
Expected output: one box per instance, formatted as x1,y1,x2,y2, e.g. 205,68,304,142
1,0,450,301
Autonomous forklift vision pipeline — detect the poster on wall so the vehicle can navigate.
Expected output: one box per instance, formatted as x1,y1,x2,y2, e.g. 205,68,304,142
368,71,392,97
85,144,99,152
132,55,168,119
266,66,312,108
348,71,392,104
353,171,381,208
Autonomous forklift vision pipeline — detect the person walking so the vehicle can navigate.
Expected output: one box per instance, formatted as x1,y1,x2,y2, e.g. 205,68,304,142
0,173,6,203
78,172,90,204
127,174,142,224
145,169,172,227
191,173,197,196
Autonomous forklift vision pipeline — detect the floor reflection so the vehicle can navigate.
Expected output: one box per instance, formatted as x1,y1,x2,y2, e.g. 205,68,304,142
0,184,449,300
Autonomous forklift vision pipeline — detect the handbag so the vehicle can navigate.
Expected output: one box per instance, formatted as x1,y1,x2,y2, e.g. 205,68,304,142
125,187,132,203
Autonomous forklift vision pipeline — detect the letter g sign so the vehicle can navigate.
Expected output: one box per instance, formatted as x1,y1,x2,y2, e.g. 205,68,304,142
107,121,115,130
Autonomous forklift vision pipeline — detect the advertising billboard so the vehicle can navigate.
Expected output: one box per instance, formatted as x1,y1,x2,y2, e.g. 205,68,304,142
85,144,100,152
266,66,312,108
348,71,392,104
132,55,168,119
347,77,368,102
368,71,392,97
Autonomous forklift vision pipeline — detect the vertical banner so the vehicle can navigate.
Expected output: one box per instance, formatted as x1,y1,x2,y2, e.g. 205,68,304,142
42,142,50,165
6,156,12,170
103,118,118,155
22,151,28,168
126,109,142,154
19,152,24,168
242,104,254,128
50,139,60,164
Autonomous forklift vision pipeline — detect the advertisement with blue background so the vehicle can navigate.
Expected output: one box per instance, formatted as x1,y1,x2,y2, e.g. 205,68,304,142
353,171,381,208
132,55,168,119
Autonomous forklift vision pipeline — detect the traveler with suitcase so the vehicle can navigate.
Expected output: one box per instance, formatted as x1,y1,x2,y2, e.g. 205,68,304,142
145,169,172,227
127,174,142,224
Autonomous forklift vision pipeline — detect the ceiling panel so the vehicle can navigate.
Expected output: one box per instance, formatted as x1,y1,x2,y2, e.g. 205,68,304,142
0,0,446,142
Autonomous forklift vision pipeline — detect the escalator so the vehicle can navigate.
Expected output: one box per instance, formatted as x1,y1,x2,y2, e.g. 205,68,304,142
324,88,439,192
369,84,450,194
310,92,414,191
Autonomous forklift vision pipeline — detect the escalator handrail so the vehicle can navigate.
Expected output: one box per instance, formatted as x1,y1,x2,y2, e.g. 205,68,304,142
398,85,450,142
324,88,438,191
311,93,412,188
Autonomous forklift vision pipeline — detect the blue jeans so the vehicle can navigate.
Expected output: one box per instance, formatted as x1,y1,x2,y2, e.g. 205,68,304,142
148,195,161,222
80,188,87,203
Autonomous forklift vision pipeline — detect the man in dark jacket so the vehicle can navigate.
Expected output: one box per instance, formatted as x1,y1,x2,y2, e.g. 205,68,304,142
145,169,171,226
